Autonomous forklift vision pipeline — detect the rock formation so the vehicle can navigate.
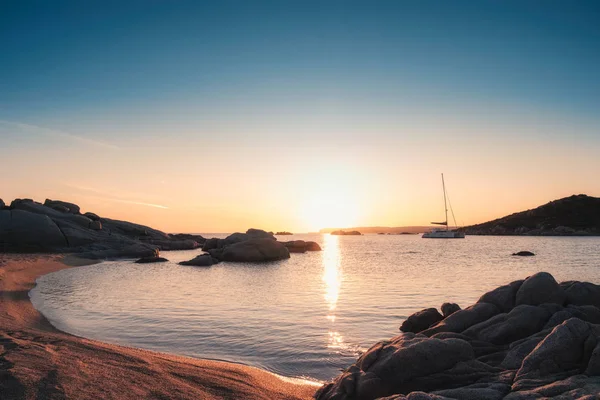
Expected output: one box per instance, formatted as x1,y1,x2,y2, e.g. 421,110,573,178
282,240,322,253
276,231,293,235
315,272,600,400
463,194,600,236
0,198,204,258
135,256,169,263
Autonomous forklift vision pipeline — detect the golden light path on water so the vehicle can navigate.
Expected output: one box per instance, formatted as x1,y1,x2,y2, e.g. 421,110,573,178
322,234,344,350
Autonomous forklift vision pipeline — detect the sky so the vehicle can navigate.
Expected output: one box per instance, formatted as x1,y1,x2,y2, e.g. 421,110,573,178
1,1,599,233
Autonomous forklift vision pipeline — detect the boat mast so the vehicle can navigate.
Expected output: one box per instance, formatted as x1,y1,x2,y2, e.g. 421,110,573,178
441,173,448,231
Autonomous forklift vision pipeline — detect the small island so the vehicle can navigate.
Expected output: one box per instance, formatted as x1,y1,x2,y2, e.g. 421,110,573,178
330,230,362,235
275,231,293,235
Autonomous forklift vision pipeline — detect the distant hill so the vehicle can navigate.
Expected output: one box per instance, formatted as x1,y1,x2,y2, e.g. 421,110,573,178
462,194,600,236
319,226,431,234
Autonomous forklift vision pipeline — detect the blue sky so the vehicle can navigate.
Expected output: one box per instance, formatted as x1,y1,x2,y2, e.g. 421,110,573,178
1,1,599,231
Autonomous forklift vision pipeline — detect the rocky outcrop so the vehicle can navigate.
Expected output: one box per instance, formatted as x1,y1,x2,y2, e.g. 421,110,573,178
282,240,322,253
315,272,600,400
209,238,290,262
44,199,81,214
179,254,219,267
463,194,600,236
276,231,293,235
202,229,275,251
0,198,200,258
0,198,5,209
331,230,362,235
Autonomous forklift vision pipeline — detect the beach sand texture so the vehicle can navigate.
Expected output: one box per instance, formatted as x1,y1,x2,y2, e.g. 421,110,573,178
0,254,316,400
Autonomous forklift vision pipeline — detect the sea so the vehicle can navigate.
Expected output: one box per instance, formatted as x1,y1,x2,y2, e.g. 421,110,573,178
29,233,600,382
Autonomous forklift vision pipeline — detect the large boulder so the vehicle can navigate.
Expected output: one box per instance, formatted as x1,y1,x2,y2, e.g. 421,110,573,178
210,238,290,262
0,209,68,251
561,281,600,309
44,199,80,214
315,334,478,399
477,280,524,313
0,198,5,209
515,272,566,306
400,308,444,333
422,303,501,336
282,240,322,253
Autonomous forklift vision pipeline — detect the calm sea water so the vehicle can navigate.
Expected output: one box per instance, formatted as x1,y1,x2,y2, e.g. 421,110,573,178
30,234,600,381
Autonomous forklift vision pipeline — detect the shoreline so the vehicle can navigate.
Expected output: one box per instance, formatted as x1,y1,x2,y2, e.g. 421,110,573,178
0,253,317,400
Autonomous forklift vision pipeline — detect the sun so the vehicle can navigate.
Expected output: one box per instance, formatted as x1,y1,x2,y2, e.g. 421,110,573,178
301,192,360,231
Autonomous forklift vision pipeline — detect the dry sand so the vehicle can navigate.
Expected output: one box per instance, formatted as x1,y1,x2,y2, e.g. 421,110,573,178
0,254,318,400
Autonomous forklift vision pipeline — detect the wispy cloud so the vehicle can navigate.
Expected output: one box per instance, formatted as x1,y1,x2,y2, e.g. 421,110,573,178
110,199,169,209
0,120,120,150
62,183,169,209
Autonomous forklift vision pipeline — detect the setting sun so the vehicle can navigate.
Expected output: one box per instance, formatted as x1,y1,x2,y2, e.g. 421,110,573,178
301,191,361,231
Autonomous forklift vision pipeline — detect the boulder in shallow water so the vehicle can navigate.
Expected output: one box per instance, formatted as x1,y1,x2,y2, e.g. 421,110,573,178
401,308,444,333
135,256,169,263
210,238,290,262
512,251,535,256
179,254,218,267
282,240,322,253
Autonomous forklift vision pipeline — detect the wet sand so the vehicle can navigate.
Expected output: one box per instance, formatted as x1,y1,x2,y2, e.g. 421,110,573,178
0,254,317,400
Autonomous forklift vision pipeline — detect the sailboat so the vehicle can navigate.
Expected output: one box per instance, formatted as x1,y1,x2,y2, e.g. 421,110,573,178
422,174,465,239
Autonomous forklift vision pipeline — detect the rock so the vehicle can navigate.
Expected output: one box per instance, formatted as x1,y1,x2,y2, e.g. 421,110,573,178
0,198,4,209
135,256,169,263
202,237,221,251
210,238,290,262
514,318,596,387
84,212,101,221
512,251,535,256
275,231,293,235
316,334,477,400
305,241,322,251
1,197,202,258
44,199,80,214
169,233,205,244
400,308,444,333
477,280,524,313
318,275,600,400
515,272,566,306
282,240,322,253
422,303,501,336
441,303,461,318
0,209,68,251
179,254,218,267
561,281,600,309
331,230,362,235
462,304,554,345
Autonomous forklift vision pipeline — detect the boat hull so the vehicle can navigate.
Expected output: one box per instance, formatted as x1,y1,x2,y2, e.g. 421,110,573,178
422,230,465,239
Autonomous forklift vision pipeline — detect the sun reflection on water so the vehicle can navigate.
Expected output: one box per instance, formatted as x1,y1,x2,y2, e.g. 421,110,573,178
322,234,344,349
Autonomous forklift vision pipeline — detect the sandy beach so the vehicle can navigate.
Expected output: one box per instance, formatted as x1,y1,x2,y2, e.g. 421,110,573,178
0,253,317,400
